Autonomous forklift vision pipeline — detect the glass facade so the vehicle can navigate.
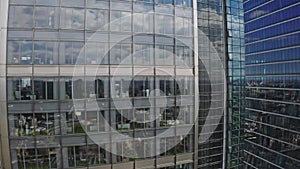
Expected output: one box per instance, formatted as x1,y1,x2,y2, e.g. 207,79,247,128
197,0,244,168
5,0,196,169
225,0,245,168
0,0,245,169
244,0,300,169
197,0,225,168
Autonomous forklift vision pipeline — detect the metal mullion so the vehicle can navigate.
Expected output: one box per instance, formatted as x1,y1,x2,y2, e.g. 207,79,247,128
172,5,178,165
153,2,158,167
107,0,113,167
57,0,64,167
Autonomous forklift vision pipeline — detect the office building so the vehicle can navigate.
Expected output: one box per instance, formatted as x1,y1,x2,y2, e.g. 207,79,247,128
0,0,244,168
198,0,244,168
244,0,300,168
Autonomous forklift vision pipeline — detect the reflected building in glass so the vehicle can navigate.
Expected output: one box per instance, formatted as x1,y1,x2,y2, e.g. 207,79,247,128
244,0,300,168
0,0,244,169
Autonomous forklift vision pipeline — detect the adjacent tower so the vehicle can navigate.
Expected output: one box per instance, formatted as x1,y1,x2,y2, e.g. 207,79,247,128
244,0,300,168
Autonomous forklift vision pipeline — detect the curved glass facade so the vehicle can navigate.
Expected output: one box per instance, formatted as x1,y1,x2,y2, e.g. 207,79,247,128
5,0,196,168
244,0,300,168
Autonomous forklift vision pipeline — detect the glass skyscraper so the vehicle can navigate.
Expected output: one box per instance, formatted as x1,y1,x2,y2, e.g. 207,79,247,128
0,0,244,169
198,0,244,168
244,0,300,168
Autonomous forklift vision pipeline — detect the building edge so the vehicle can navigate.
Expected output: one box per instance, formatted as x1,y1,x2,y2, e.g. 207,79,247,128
192,0,199,168
0,0,11,169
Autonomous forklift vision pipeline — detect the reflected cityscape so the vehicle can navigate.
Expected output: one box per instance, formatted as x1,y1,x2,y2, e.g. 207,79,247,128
244,0,300,168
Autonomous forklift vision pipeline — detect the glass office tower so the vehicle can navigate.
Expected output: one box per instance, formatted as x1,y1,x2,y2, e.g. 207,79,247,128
197,0,244,168
0,0,244,169
244,0,300,168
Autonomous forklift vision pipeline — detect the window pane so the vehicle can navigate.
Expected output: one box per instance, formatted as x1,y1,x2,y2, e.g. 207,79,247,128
59,42,84,64
86,9,108,31
60,8,84,29
111,11,131,32
8,6,33,28
34,41,58,64
110,43,131,65
156,15,174,34
133,44,154,65
86,77,109,99
35,6,59,28
7,77,32,101
133,13,154,33
33,78,58,100
86,42,108,64
155,45,174,65
7,41,32,64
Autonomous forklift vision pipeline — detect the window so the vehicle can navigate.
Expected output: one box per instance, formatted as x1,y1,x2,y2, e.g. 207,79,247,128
61,78,73,99
133,13,154,33
134,108,153,129
133,2,154,13
7,41,33,64
155,45,174,65
64,111,85,134
175,46,193,66
34,41,58,64
158,77,175,96
116,141,135,162
60,8,84,29
61,0,84,7
156,0,173,5
86,0,109,9
175,0,192,7
175,135,193,154
73,78,85,99
7,77,32,101
86,42,108,64
35,6,59,28
16,148,57,169
8,5,33,28
68,146,87,167
34,78,58,100
175,17,193,36
155,14,174,34
133,139,155,158
86,77,109,99
59,41,84,64
133,44,154,65
86,9,108,31
87,144,100,165
110,11,132,32
111,77,131,98
10,113,57,136
110,43,131,65
132,77,154,97
160,106,177,127
160,137,177,156
177,106,193,124
113,110,133,130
